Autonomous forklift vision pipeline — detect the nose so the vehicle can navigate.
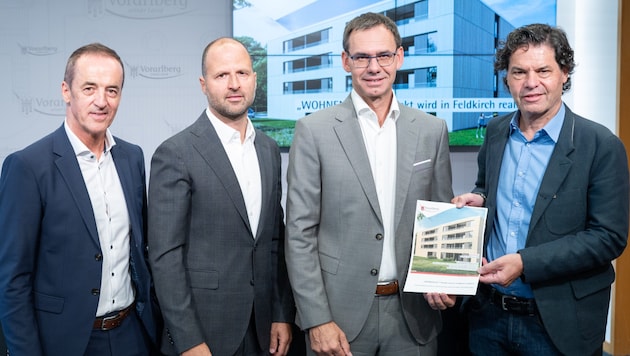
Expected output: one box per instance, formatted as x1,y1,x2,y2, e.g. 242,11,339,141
227,74,240,90
524,72,539,88
93,89,108,108
366,56,381,72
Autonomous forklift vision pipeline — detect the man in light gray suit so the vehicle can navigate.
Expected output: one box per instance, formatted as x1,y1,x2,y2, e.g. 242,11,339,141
285,12,456,356
148,38,294,356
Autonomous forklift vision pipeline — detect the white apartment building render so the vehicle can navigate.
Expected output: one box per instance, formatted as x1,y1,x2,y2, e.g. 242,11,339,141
266,0,514,131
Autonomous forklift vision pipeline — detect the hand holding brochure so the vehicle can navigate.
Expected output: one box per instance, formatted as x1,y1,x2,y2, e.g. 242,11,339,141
403,200,487,295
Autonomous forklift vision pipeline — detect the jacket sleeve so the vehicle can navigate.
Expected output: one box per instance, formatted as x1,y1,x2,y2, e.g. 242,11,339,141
0,154,45,356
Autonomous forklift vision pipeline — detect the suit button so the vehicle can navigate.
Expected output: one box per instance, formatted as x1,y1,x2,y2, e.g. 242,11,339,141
370,268,378,276
95,253,102,261
375,233,383,240
91,288,100,296
250,279,254,286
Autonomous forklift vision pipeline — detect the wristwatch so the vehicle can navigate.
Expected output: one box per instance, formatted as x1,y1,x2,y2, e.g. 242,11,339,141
473,192,486,205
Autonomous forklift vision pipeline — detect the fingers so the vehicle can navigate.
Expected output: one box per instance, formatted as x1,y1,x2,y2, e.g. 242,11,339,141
309,322,352,356
424,293,457,310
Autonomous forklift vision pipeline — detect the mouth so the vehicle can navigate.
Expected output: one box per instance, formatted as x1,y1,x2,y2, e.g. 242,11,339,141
522,93,543,102
226,95,244,102
90,112,109,119
364,77,384,86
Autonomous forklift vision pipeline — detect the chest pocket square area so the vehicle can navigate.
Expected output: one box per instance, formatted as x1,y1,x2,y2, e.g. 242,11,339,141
413,159,432,171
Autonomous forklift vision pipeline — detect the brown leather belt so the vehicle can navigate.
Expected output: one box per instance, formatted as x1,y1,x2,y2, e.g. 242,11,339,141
375,280,399,296
94,303,134,330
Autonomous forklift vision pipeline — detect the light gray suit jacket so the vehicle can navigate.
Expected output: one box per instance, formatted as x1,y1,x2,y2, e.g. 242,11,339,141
148,112,294,356
285,96,454,343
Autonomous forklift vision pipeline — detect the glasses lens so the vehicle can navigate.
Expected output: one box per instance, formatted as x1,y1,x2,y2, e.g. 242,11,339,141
351,53,395,68
377,53,395,66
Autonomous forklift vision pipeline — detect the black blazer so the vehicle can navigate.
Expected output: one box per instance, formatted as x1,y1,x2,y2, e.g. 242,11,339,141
474,105,628,355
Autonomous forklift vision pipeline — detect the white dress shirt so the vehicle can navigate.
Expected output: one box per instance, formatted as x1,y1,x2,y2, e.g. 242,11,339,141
64,120,135,316
207,108,262,237
351,90,399,282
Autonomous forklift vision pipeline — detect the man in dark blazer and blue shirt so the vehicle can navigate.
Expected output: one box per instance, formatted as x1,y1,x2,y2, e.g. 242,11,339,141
0,43,159,355
147,38,294,356
453,24,629,356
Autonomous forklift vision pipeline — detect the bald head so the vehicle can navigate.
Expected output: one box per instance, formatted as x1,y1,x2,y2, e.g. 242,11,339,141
201,37,252,78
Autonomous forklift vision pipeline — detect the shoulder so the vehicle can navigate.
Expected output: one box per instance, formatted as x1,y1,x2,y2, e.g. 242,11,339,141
5,127,61,166
112,136,143,156
399,104,447,128
254,129,281,154
155,116,206,152
567,110,621,146
297,99,354,126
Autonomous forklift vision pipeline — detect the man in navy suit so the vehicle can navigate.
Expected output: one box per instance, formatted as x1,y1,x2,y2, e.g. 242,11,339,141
453,24,628,355
0,43,159,355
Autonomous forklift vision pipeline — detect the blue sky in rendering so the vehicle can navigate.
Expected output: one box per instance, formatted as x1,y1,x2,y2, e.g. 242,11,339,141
234,0,556,47
483,0,556,28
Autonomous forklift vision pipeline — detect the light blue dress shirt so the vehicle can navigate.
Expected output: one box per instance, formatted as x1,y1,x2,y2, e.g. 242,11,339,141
487,104,565,298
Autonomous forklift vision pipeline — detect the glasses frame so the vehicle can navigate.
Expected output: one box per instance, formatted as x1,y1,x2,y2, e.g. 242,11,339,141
348,51,398,68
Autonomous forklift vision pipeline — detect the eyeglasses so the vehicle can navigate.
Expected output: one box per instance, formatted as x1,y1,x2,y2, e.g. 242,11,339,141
349,52,397,68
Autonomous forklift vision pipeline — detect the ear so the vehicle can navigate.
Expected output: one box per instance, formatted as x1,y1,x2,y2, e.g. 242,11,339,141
61,81,71,104
341,51,352,73
199,76,206,94
395,46,404,70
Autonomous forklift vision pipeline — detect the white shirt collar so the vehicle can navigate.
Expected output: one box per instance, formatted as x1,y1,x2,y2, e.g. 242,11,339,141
205,108,256,145
350,89,400,122
64,118,116,157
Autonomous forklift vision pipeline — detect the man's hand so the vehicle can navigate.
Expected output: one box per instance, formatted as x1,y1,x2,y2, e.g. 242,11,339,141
308,321,352,356
451,193,485,208
181,343,212,356
270,322,293,355
424,293,457,310
478,254,524,287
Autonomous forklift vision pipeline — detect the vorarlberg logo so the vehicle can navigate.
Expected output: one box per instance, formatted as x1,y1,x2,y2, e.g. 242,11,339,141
18,43,58,56
88,0,190,19
14,92,66,116
126,61,183,80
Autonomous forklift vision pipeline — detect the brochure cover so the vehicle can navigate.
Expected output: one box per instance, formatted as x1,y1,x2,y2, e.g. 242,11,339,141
403,200,487,295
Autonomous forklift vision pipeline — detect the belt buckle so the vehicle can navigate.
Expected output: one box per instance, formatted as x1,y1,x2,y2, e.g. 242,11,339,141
500,294,519,311
99,313,118,330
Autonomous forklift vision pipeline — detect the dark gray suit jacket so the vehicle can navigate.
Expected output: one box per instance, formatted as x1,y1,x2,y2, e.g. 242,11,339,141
148,112,294,355
286,96,454,344
473,105,628,355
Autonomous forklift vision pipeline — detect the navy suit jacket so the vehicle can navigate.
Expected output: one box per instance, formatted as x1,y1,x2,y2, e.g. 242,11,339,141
474,105,628,355
147,112,294,356
0,125,159,355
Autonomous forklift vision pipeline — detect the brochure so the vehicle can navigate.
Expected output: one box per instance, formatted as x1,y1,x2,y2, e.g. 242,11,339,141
403,200,487,295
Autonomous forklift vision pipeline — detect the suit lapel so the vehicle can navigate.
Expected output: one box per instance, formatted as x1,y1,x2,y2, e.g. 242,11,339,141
111,144,143,247
528,111,575,235
393,108,418,229
333,101,382,225
254,136,273,240
52,126,100,248
190,114,252,235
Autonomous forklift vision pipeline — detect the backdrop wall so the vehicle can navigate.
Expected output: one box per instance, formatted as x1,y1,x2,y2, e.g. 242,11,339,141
0,1,622,351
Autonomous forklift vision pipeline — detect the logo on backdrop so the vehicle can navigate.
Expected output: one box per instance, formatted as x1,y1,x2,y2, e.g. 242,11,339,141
88,0,191,19
14,92,65,117
18,43,58,56
126,61,183,80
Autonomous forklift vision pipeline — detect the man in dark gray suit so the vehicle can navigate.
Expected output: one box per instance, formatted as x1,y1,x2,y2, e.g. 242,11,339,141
453,24,629,356
285,12,456,356
148,38,294,356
